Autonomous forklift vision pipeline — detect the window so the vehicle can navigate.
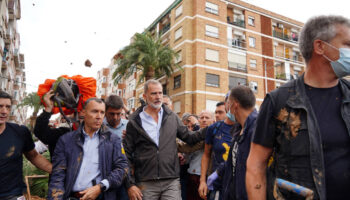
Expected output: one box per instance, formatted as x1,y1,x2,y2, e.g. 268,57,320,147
128,98,135,109
174,101,181,113
249,81,258,93
205,49,219,62
229,76,247,89
102,77,106,83
228,52,246,71
249,59,257,68
206,73,219,87
174,75,181,89
205,25,219,38
175,27,182,41
248,16,255,26
175,5,183,18
206,100,218,111
205,2,218,15
175,50,182,63
249,37,256,48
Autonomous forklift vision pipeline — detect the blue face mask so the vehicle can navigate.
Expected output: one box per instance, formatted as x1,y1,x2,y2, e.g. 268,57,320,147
323,42,350,78
226,110,235,122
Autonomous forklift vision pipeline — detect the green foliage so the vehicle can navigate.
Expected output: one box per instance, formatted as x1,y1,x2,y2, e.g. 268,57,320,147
113,32,182,85
17,92,43,117
23,151,50,198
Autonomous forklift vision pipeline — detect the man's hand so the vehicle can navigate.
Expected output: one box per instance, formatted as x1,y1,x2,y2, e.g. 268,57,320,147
198,181,208,200
43,90,54,113
127,185,143,200
178,153,186,165
122,130,126,139
79,185,101,200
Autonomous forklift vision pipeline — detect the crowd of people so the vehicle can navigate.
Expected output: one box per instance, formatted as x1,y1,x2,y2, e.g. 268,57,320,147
1,15,350,200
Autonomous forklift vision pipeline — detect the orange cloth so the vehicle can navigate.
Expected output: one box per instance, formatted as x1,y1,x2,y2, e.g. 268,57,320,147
37,75,96,114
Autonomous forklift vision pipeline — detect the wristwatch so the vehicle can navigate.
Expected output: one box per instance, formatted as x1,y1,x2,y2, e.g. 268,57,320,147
99,182,107,192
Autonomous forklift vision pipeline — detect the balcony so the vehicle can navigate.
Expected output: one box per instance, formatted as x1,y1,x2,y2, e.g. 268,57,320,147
228,61,247,73
228,38,246,50
273,30,299,43
233,19,245,28
159,23,170,36
275,73,287,80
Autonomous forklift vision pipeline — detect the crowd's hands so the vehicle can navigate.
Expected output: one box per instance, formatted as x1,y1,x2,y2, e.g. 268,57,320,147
178,153,186,165
207,171,218,190
198,181,208,200
79,185,101,200
128,185,143,200
43,90,54,113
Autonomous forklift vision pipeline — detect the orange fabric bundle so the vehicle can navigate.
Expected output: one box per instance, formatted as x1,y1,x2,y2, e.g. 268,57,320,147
37,75,96,114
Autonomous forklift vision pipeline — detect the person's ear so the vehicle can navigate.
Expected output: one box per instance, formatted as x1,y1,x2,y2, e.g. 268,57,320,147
313,39,325,55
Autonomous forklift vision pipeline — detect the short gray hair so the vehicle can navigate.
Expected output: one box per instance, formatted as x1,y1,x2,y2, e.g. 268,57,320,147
144,79,162,94
299,15,350,63
199,110,214,120
83,97,105,109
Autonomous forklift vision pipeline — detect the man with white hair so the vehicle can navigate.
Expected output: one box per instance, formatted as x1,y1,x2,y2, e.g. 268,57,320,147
247,15,350,199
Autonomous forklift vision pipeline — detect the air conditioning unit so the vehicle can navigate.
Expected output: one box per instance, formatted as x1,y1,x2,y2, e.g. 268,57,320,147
249,82,258,92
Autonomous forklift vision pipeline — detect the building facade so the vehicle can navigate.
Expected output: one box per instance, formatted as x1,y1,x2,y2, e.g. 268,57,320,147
117,0,305,116
96,58,127,102
0,0,27,124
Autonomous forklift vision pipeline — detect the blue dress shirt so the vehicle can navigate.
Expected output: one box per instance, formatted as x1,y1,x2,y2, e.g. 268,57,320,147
139,106,163,146
72,128,109,192
104,118,128,139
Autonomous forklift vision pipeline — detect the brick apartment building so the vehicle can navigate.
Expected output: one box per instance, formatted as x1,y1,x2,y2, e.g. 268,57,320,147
0,0,27,124
96,58,127,103
113,0,305,115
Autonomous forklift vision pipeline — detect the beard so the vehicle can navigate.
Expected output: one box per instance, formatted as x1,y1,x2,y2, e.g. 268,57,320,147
149,101,162,109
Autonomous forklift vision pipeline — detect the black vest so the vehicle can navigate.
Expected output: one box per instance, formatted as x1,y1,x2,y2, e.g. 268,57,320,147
267,75,350,200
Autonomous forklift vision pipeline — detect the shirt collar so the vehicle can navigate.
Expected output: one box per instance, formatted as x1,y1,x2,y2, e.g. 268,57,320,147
142,106,163,117
82,126,100,138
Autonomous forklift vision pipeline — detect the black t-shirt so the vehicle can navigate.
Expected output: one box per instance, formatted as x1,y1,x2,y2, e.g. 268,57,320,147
305,83,350,199
0,123,35,197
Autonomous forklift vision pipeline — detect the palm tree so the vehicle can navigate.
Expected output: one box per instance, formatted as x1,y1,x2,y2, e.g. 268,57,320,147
17,92,43,117
17,92,43,130
112,32,181,85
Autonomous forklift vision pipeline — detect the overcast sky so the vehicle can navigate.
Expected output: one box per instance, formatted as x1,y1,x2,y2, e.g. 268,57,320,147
18,0,350,93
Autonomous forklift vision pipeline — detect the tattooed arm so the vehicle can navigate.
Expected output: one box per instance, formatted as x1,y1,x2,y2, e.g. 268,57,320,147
246,143,273,200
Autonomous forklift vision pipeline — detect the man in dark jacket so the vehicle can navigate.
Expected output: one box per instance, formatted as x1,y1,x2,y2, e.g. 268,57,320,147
34,90,71,156
246,15,350,200
48,98,128,200
207,86,257,200
124,79,206,200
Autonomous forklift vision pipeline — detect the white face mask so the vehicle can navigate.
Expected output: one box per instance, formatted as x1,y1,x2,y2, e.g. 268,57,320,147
323,42,350,78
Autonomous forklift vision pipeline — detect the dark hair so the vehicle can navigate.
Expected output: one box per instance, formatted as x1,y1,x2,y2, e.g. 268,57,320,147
105,95,124,110
83,97,105,109
229,86,255,109
0,91,12,103
216,101,225,107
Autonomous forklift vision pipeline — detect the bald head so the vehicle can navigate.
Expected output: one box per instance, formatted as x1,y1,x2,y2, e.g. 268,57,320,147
198,110,215,128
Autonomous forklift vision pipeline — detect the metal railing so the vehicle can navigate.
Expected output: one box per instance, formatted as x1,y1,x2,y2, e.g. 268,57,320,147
159,23,170,36
233,19,245,28
228,38,247,49
273,30,299,43
228,62,247,72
